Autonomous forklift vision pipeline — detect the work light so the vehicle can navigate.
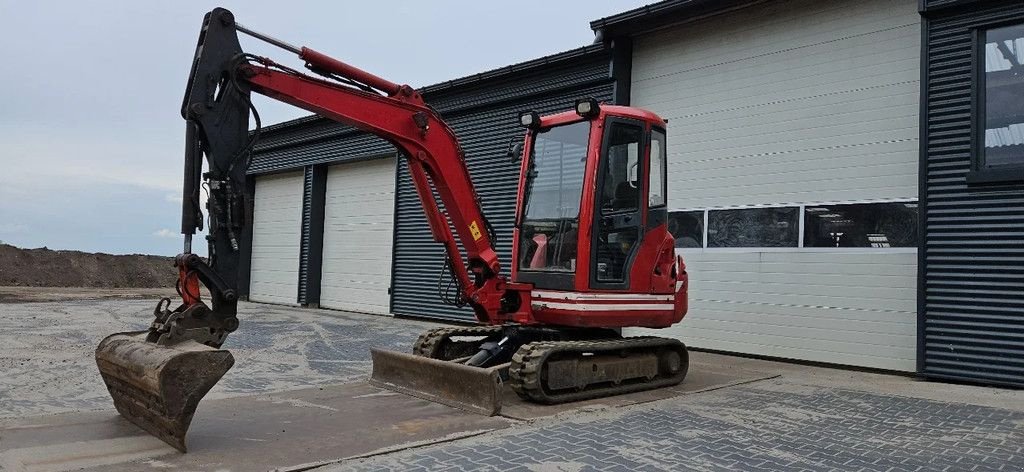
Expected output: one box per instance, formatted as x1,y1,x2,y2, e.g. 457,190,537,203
574,98,600,118
518,111,541,129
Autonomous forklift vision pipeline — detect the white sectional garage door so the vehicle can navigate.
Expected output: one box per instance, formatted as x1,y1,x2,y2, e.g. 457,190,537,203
320,157,396,315
628,0,920,371
249,171,304,305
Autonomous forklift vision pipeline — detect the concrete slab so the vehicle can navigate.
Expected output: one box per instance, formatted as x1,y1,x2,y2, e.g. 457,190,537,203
0,381,512,472
0,353,776,472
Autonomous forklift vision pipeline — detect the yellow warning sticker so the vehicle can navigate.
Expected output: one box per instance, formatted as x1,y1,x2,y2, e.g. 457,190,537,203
469,221,483,241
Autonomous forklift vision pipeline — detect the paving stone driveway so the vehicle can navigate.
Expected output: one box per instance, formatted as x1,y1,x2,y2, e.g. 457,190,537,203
341,380,1024,472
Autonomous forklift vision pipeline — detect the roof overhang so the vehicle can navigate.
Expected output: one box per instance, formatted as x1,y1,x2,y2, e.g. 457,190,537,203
590,0,766,39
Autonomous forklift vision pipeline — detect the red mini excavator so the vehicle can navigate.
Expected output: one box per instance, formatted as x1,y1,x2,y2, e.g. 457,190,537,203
95,8,689,452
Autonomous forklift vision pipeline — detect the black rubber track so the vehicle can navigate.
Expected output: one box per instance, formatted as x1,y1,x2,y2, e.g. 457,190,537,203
508,337,688,404
412,326,505,360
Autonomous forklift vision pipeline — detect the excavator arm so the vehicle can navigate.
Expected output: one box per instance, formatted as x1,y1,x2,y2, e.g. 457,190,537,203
183,8,508,327
95,8,519,451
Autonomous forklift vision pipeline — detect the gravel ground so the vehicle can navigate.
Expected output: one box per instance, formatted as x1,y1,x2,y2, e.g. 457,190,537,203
0,297,440,418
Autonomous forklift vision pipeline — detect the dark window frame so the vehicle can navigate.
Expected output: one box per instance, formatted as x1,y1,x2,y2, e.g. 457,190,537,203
589,116,647,289
968,21,1024,185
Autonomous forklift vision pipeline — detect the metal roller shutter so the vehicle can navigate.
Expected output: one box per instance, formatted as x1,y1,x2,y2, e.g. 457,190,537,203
319,157,397,315
249,171,304,305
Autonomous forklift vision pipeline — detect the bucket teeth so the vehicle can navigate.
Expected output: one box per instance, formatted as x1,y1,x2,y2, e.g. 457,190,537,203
369,349,506,416
95,331,234,452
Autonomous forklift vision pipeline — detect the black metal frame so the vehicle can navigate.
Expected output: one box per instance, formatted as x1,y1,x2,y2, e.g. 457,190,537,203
645,127,668,232
916,12,929,375
298,164,328,306
589,116,647,290
966,19,1024,185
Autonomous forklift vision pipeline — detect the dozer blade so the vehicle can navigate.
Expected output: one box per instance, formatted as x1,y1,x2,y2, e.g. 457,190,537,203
95,331,234,452
369,349,506,416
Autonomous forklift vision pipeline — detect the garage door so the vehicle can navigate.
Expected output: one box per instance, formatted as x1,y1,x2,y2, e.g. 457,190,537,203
249,171,304,305
320,157,396,314
628,0,920,371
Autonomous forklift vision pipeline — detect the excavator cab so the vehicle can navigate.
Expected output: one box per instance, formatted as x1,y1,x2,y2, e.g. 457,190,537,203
512,101,684,329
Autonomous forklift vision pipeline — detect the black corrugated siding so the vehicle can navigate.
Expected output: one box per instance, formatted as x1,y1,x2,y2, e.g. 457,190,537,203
921,0,982,13
921,1,1024,387
296,165,314,305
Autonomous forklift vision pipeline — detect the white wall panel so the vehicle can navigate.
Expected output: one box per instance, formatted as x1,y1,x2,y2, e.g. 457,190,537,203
631,0,920,209
632,250,918,371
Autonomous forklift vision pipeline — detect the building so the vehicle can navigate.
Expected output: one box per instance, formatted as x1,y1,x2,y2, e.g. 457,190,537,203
240,0,1024,386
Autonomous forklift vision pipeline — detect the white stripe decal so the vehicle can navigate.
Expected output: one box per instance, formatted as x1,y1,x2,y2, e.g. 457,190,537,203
532,301,675,311
532,290,675,302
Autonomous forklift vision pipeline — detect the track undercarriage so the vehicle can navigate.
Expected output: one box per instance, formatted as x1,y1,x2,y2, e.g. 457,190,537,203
370,325,688,415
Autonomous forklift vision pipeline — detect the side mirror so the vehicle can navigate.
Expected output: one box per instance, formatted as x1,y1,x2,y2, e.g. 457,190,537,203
506,137,524,164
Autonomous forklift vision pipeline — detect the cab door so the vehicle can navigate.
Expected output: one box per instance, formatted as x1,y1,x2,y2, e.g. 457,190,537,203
590,118,648,290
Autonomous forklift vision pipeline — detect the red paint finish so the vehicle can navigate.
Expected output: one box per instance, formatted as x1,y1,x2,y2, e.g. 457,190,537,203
299,48,402,97
177,264,202,306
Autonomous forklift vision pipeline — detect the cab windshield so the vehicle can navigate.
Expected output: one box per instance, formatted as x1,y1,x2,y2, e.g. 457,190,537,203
518,120,590,272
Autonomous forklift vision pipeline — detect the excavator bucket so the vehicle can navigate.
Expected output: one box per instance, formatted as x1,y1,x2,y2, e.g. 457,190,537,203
369,349,506,416
95,331,234,452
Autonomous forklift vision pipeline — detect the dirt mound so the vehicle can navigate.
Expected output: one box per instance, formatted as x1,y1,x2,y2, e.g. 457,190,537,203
0,244,176,288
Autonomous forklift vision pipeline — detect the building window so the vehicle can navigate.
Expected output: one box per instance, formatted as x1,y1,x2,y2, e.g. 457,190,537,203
973,22,1024,180
649,129,667,208
707,207,799,248
668,210,703,248
804,202,918,248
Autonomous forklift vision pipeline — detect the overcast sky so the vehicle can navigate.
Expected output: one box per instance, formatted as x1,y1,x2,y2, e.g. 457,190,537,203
0,1,648,256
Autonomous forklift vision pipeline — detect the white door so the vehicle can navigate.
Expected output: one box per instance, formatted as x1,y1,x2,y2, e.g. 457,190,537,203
627,0,920,371
249,171,304,305
320,157,396,314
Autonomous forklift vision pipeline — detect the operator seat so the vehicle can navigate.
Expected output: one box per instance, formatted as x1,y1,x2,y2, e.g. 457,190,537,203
612,182,638,211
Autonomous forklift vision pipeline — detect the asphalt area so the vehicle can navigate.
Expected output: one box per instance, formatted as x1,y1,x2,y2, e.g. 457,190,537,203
1,291,1022,471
